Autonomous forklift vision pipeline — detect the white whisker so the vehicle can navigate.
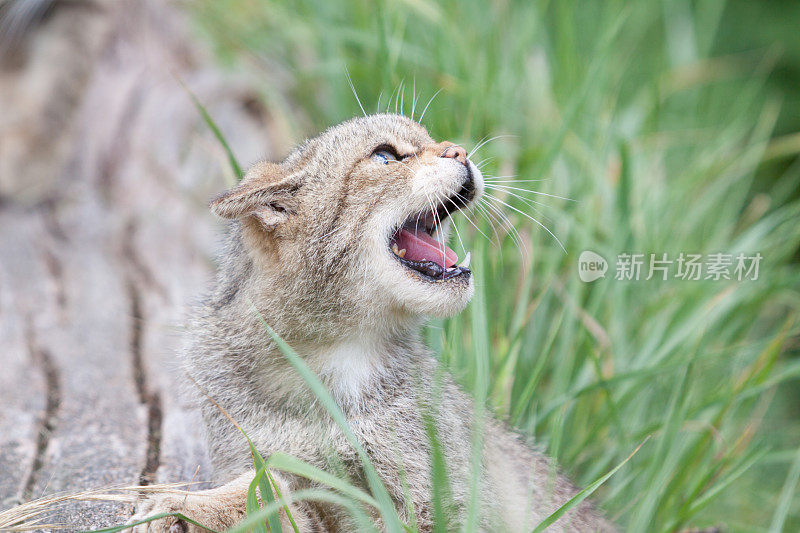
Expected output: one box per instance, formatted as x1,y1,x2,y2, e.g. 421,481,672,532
449,193,493,245
423,192,448,266
483,187,556,223
345,67,366,117
483,185,558,210
485,194,565,252
468,134,516,159
394,80,405,115
476,156,496,170
438,194,468,256
484,178,549,183
470,134,490,156
470,200,502,245
480,196,526,254
484,183,575,202
386,84,399,114
411,77,418,121
418,88,442,124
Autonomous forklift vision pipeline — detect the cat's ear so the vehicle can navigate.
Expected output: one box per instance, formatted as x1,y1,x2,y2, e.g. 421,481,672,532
210,162,299,228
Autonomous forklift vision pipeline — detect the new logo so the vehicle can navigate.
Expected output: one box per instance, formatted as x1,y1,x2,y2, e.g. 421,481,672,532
578,250,608,282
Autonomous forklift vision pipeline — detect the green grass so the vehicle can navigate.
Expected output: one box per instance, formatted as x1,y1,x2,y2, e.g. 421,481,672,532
182,1,800,531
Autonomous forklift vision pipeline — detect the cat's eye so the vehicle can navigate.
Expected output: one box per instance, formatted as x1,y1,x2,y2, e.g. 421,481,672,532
373,150,397,164
371,145,399,164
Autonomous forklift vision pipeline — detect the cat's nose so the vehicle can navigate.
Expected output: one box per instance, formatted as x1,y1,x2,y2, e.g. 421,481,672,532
441,144,468,165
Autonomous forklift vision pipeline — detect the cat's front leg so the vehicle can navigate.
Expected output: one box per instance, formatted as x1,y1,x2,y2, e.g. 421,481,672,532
128,471,309,532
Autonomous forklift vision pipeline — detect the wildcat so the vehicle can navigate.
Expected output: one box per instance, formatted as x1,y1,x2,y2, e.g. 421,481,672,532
130,114,613,532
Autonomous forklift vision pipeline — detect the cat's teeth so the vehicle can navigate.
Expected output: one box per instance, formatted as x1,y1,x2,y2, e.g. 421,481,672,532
458,252,471,269
392,244,407,258
398,248,406,258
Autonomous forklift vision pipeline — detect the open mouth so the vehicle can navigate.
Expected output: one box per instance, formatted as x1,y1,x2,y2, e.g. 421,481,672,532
389,183,474,282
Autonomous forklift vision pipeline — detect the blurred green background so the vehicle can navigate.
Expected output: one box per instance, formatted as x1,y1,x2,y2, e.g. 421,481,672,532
191,1,800,531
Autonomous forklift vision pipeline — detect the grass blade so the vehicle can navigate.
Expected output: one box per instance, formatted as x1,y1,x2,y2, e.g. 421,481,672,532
531,437,650,533
465,243,490,533
246,436,284,533
266,452,379,509
228,489,377,533
177,77,244,182
82,512,221,533
768,445,800,533
246,467,270,533
251,306,404,532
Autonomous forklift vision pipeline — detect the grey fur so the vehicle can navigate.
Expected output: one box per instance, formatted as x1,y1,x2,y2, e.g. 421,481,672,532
131,115,615,532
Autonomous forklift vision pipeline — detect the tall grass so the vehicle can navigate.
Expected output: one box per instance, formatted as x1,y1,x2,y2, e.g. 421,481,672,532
190,1,800,531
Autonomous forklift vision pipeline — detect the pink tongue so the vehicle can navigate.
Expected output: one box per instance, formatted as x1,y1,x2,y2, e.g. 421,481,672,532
394,228,458,268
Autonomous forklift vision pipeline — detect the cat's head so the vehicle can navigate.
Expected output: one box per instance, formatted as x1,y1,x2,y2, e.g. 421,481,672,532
211,114,483,331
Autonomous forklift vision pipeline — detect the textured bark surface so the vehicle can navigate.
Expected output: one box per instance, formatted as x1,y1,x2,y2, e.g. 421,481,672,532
0,0,275,528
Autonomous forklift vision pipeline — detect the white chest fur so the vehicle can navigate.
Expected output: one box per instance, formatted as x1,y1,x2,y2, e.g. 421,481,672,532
311,338,385,406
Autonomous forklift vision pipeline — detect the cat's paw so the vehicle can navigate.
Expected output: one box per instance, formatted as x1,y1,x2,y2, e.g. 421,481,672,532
127,492,241,532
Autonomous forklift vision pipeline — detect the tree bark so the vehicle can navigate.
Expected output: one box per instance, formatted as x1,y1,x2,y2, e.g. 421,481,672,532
0,0,275,528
